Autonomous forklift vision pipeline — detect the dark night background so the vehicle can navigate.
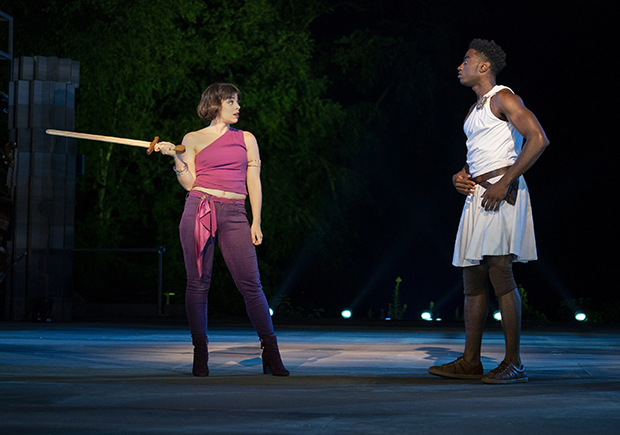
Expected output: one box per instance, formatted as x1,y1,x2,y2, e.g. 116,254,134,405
0,0,615,323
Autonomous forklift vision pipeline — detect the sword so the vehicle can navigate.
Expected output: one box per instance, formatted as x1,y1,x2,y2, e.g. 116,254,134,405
46,129,185,154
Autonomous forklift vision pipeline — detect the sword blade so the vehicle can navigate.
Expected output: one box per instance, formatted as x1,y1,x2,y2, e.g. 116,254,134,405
46,129,185,154
46,129,152,148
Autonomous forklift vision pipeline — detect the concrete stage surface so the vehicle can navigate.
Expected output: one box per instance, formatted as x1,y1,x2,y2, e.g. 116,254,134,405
1,322,619,434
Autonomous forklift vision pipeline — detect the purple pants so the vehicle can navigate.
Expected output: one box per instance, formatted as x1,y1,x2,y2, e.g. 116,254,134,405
179,192,275,339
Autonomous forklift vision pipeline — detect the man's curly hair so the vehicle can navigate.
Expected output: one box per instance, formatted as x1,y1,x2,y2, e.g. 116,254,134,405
469,39,507,76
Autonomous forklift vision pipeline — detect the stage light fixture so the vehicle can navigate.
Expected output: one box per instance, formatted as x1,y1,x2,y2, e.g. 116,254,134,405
341,309,352,319
421,311,433,321
269,308,274,316
493,310,502,321
574,311,587,322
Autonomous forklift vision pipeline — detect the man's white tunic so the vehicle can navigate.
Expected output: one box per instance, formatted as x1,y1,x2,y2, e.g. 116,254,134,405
453,85,538,267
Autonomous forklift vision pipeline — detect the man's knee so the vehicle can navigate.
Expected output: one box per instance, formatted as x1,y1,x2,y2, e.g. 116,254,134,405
463,265,489,296
488,262,517,297
463,256,517,297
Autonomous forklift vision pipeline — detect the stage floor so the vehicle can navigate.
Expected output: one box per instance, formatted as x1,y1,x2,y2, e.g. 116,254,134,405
1,322,619,434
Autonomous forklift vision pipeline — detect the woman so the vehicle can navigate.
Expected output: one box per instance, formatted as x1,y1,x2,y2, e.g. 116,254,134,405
156,83,289,377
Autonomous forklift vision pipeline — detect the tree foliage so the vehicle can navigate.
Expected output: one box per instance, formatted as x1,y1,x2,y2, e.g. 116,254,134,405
4,0,367,310
4,0,470,318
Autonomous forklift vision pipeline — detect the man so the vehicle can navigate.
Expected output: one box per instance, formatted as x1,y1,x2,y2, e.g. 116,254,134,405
429,39,549,384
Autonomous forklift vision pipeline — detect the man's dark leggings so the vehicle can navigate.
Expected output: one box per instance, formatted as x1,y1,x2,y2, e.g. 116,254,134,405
463,255,517,297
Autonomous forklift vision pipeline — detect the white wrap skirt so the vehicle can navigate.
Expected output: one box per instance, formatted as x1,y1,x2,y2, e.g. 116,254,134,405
452,175,537,267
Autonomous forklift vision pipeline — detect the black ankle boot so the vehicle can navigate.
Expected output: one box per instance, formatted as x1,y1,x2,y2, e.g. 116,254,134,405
260,335,289,376
192,336,209,377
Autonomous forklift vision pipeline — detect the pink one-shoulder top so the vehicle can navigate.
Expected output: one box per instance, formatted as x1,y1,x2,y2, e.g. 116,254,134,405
193,128,247,195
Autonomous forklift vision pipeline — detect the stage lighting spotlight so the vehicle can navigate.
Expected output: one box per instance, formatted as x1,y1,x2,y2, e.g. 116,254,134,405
341,309,352,319
574,311,587,322
493,310,502,321
269,308,274,316
421,311,433,321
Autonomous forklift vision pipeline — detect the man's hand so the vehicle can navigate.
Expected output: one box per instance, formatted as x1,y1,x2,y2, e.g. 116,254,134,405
453,169,476,196
481,181,509,212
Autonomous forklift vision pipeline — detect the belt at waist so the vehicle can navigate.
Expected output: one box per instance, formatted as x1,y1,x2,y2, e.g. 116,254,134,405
471,166,511,184
470,166,519,206
188,189,245,204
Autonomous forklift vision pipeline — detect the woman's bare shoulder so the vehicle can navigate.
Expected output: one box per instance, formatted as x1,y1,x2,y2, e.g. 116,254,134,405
242,130,257,143
182,128,211,146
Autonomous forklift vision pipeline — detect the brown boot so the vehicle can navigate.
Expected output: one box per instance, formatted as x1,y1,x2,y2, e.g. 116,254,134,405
428,355,483,379
192,336,209,377
481,360,528,384
260,335,289,376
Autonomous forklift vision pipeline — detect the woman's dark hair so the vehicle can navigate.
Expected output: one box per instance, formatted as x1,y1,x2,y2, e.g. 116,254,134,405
196,83,241,121
469,39,507,76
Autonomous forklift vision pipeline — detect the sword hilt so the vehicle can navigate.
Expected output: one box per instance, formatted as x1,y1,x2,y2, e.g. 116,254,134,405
146,137,185,155
147,137,159,155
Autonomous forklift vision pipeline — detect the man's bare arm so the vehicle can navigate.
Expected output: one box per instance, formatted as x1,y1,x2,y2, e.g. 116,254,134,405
481,91,549,211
